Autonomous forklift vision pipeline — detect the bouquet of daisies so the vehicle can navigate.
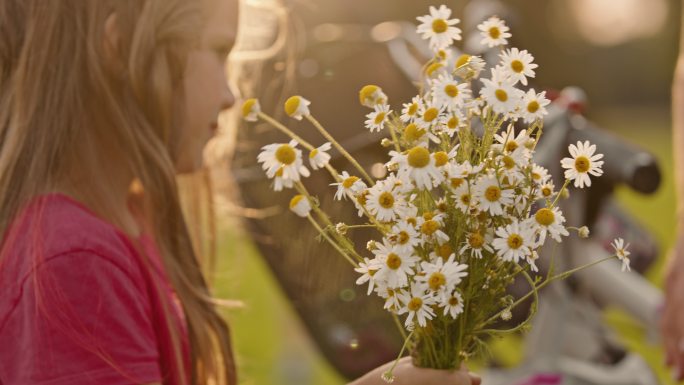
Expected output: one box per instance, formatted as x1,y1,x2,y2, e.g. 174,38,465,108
241,4,631,380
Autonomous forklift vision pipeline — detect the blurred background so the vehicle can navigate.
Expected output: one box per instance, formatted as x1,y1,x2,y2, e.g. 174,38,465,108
207,0,681,384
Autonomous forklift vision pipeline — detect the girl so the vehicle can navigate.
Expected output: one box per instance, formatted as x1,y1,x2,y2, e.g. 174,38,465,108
0,1,480,384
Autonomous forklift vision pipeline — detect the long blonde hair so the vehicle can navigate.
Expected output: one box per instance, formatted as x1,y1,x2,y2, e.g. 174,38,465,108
0,1,236,384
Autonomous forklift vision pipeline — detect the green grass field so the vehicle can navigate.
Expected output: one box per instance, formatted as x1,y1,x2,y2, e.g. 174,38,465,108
213,106,675,385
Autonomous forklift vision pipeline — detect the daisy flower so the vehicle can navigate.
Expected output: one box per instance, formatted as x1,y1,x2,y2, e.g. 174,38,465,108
257,140,310,187
241,98,260,122
416,212,450,245
500,48,538,86
365,104,392,132
530,164,551,186
415,254,468,298
355,257,383,295
474,175,514,216
366,180,409,222
284,95,311,120
272,169,294,191
431,74,471,110
527,251,540,273
373,240,419,288
454,54,486,79
398,283,437,328
459,230,494,259
415,104,444,130
359,85,387,108
493,220,534,263
478,16,512,48
331,171,367,200
480,71,523,116
538,180,555,200
403,123,429,145
401,96,424,123
520,89,550,124
560,141,604,188
441,290,465,319
578,226,590,239
390,146,444,190
611,238,631,272
442,110,465,136
289,195,311,217
377,287,404,312
528,207,569,244
452,182,475,214
494,125,530,158
309,142,332,170
390,221,421,254
416,5,462,51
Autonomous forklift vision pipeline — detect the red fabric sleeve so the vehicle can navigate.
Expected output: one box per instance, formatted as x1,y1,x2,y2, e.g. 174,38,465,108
0,249,163,385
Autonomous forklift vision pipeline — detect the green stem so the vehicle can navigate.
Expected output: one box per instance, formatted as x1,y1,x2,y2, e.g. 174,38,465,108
382,331,415,382
306,115,374,185
480,255,618,328
306,215,360,268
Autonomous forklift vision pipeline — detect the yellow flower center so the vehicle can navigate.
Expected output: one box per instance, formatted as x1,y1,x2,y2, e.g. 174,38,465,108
505,141,518,153
502,155,515,169
342,176,359,189
423,107,439,123
284,96,301,116
407,146,431,168
445,84,459,98
527,100,540,113
309,149,318,159
374,112,387,125
428,272,447,291
450,178,464,189
357,192,368,205
379,192,395,209
575,156,590,173
455,54,471,69
289,195,305,209
408,297,423,311
404,123,426,142
511,60,524,73
449,296,460,306
423,212,434,221
437,243,452,259
460,194,471,205
359,85,380,106
469,233,485,248
485,185,502,202
535,208,555,227
437,201,448,212
407,217,417,226
507,234,523,249
447,116,459,129
432,19,448,33
408,103,419,116
426,62,444,76
421,220,439,236
489,27,501,39
275,145,296,165
397,231,410,245
434,151,449,167
386,253,402,270
495,89,508,102
541,186,552,197
242,99,258,117
275,167,284,177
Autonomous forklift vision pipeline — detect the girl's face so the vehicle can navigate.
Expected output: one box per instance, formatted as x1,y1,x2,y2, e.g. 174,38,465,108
174,0,238,174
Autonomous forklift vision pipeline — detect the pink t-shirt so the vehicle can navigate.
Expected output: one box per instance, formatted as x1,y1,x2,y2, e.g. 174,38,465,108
0,193,190,385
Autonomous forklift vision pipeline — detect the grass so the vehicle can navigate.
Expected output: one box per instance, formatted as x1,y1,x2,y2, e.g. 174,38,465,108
212,106,674,385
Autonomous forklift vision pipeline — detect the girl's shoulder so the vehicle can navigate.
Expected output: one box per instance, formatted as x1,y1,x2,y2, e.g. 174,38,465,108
0,192,150,293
